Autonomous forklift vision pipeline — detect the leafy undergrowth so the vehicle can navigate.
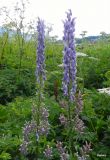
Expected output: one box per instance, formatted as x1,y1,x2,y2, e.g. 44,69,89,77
0,36,110,159
0,90,110,159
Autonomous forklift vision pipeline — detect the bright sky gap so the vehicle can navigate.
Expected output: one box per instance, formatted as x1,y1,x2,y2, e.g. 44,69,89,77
0,0,110,38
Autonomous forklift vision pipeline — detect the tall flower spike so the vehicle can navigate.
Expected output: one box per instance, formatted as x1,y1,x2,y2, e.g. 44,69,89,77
63,9,77,101
36,18,46,85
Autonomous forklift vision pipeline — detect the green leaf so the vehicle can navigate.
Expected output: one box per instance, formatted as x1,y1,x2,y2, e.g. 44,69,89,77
0,152,11,160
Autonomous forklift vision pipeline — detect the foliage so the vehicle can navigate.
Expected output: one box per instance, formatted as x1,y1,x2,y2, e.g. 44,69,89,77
0,4,110,159
0,68,36,104
0,152,11,160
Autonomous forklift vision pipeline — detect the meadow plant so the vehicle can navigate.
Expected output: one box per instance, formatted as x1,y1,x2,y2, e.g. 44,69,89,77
74,91,85,133
36,18,46,86
76,141,92,160
20,10,92,160
20,18,50,159
56,141,69,160
1,2,110,159
35,17,50,141
59,113,67,126
63,9,77,101
38,107,50,136
20,120,37,155
58,10,92,159
43,145,53,159
59,9,77,157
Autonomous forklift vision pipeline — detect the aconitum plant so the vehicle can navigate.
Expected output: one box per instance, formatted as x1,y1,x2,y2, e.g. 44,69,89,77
20,18,50,159
36,18,46,85
63,9,77,101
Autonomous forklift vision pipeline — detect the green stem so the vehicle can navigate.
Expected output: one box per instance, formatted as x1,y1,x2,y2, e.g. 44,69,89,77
67,95,73,156
89,118,98,139
0,32,8,65
35,77,43,159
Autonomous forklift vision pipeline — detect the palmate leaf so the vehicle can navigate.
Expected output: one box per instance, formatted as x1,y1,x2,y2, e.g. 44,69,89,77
105,71,110,80
0,152,11,160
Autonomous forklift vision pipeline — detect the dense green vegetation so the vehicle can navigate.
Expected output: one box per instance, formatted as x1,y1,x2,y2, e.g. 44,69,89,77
0,30,110,159
0,3,110,159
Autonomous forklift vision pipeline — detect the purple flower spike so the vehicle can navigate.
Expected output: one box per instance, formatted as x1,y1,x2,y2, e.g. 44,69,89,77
63,9,77,101
36,18,46,85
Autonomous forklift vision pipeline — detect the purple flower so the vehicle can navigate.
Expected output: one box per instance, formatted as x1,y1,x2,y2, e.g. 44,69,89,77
74,115,85,133
82,141,92,154
75,91,83,114
38,120,50,136
44,145,53,159
38,107,50,136
62,9,77,101
36,18,46,85
19,140,29,155
20,121,37,155
59,114,67,125
23,121,36,141
40,107,49,121
56,141,69,160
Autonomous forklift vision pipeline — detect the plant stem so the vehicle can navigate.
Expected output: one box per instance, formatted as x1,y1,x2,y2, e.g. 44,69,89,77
36,77,42,159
